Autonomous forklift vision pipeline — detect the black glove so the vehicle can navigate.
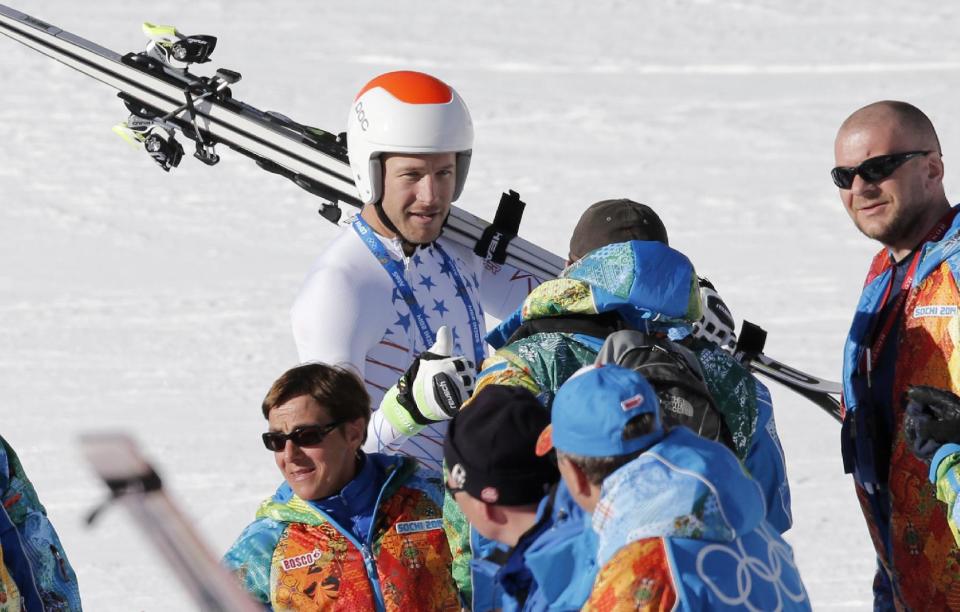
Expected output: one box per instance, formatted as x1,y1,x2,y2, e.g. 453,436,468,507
904,385,960,461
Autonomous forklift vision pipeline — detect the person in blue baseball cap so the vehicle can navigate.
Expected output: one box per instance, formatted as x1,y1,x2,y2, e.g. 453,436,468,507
535,364,665,514
539,364,812,611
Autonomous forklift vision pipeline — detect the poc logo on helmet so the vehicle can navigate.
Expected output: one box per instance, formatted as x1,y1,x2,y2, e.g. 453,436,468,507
354,101,369,131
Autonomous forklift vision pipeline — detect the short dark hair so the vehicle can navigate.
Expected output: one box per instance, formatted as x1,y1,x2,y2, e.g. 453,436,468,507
262,364,371,442
556,413,658,485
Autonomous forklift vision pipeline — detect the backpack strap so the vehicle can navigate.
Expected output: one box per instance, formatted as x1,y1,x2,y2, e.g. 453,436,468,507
505,311,630,345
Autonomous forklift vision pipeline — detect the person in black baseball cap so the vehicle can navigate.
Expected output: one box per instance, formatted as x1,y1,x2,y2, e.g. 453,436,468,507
443,384,560,610
443,384,558,524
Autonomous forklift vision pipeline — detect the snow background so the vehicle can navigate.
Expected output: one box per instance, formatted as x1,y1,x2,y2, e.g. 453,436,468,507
3,0,959,609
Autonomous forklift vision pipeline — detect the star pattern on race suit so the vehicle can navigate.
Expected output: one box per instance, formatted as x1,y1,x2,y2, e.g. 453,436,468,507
451,327,464,355
366,241,492,471
439,258,455,277
394,312,411,332
382,244,483,366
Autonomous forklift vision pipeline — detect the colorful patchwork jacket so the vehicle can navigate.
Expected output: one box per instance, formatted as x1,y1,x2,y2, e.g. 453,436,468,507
480,240,703,408
0,436,82,612
840,206,960,610
465,240,701,610
478,241,792,532
462,241,791,611
584,427,809,611
223,453,460,611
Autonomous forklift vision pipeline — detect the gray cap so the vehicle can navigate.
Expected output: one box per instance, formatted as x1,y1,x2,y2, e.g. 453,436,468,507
568,199,668,261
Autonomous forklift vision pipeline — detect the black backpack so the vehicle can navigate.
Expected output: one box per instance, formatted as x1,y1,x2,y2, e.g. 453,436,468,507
595,329,735,450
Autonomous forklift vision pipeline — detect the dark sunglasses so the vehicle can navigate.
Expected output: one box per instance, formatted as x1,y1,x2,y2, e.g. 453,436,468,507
262,421,343,451
830,151,931,189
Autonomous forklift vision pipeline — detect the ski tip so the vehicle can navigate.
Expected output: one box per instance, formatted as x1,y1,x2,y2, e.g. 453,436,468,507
112,123,141,149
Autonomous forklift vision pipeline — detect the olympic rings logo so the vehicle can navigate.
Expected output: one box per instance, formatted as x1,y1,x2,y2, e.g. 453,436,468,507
695,523,807,611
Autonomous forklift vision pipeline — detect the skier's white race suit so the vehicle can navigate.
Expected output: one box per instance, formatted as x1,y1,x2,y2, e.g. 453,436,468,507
292,216,541,471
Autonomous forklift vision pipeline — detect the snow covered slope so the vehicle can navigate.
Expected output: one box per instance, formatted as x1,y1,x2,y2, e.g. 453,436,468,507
3,1,959,609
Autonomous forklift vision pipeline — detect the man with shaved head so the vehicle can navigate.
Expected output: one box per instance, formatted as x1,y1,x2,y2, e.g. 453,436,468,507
834,101,960,610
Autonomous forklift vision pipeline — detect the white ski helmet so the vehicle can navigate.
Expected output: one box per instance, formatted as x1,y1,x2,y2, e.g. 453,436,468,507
346,70,474,205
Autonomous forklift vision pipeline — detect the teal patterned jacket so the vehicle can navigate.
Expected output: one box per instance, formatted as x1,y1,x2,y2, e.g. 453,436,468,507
459,241,792,611
477,240,791,532
0,435,82,611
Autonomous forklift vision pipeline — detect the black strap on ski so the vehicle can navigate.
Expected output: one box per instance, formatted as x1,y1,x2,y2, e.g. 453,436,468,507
474,190,525,265
735,320,842,423
735,320,768,361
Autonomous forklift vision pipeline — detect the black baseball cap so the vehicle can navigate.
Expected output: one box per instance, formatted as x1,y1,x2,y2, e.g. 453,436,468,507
443,385,559,506
568,199,668,261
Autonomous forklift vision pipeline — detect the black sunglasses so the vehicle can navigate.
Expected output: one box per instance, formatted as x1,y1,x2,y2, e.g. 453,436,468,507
262,421,343,451
831,151,931,190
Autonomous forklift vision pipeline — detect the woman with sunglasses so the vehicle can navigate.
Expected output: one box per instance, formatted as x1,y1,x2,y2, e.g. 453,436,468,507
223,363,460,611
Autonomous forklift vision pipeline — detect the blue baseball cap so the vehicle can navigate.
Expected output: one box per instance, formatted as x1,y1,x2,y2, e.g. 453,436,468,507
536,364,664,458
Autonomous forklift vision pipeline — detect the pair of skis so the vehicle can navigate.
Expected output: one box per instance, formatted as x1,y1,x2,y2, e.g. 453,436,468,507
0,5,562,280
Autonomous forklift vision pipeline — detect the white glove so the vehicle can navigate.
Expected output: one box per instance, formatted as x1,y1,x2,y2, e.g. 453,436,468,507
380,326,476,436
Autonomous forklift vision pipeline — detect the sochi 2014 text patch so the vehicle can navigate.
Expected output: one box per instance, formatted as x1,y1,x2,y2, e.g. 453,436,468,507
395,518,443,534
913,305,959,318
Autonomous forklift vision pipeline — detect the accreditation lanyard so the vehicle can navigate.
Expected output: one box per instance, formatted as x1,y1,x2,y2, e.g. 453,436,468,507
351,215,485,363
862,208,959,377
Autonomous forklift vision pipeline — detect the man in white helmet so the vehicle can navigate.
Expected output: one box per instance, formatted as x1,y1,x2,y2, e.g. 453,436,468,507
291,71,538,471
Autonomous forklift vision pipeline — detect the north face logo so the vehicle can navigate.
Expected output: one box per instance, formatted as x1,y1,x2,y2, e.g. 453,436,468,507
661,394,694,418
